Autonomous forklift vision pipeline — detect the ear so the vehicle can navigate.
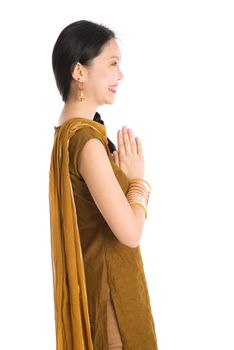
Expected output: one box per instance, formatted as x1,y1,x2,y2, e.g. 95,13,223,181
71,62,86,82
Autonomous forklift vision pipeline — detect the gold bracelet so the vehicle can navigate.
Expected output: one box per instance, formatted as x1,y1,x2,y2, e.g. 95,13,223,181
127,183,150,196
128,201,148,219
128,177,151,193
126,193,149,205
126,178,151,219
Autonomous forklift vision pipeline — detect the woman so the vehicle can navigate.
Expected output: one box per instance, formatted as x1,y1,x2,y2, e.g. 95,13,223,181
49,20,159,350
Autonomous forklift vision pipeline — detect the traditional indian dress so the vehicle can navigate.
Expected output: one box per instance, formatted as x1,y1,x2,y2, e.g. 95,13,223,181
49,117,159,349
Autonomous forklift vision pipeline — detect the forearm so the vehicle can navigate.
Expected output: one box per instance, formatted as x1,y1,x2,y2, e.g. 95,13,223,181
130,204,146,247
126,177,151,247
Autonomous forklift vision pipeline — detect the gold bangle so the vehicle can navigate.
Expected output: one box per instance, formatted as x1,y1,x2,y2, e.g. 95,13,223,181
128,201,148,219
128,177,151,193
127,194,149,207
127,182,150,195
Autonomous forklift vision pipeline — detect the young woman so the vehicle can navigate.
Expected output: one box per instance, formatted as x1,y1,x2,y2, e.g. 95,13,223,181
49,20,159,350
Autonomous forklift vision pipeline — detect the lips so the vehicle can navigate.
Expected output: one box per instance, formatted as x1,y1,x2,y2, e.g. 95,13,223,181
109,84,118,93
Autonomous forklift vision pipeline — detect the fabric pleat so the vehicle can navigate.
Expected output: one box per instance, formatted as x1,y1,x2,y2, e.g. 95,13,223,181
49,118,107,350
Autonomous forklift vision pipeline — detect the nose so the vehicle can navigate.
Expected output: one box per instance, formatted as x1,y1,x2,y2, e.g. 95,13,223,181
118,67,124,80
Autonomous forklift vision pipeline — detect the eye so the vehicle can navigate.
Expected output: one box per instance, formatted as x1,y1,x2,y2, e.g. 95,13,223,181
111,61,118,66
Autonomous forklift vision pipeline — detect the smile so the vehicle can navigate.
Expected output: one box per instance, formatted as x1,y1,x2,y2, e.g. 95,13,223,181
109,85,118,93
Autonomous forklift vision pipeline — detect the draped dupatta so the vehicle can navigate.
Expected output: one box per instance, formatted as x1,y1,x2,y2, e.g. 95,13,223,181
49,118,107,350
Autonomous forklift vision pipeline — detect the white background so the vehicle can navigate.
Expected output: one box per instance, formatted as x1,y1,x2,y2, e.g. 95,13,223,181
0,1,233,349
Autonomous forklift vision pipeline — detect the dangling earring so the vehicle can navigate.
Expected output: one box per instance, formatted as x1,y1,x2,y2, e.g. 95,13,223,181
78,81,85,102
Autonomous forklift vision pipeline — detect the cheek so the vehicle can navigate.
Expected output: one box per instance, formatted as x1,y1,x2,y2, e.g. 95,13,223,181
94,68,112,86
88,68,113,96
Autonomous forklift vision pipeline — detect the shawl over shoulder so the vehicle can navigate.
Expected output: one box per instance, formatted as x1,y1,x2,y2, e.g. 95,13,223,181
49,118,108,350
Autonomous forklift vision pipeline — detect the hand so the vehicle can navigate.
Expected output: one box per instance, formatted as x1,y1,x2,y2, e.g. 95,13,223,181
112,125,145,179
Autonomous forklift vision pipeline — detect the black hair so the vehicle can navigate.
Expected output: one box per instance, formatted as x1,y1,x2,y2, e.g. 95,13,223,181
52,20,117,153
93,112,117,153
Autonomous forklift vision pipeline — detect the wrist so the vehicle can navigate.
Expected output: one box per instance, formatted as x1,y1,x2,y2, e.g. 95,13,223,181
126,177,151,219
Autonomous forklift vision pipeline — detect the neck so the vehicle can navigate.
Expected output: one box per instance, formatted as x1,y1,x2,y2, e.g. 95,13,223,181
58,98,99,125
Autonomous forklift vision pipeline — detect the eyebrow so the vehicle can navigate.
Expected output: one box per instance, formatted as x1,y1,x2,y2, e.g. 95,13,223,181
109,55,121,60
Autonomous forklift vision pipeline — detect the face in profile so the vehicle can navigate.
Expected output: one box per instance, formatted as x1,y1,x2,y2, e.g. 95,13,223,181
84,38,124,106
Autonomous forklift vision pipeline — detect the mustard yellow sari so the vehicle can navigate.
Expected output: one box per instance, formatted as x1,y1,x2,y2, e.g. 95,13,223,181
49,118,101,350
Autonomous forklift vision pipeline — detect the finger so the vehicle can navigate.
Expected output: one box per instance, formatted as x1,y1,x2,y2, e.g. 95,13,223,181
117,129,126,157
135,137,143,157
112,150,119,167
122,125,132,155
127,128,137,153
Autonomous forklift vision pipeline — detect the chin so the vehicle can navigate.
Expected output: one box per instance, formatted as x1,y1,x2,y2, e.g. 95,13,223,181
99,100,114,106
106,96,116,105
100,93,116,105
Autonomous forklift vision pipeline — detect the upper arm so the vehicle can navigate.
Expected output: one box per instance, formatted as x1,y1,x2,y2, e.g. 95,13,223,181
79,138,138,248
